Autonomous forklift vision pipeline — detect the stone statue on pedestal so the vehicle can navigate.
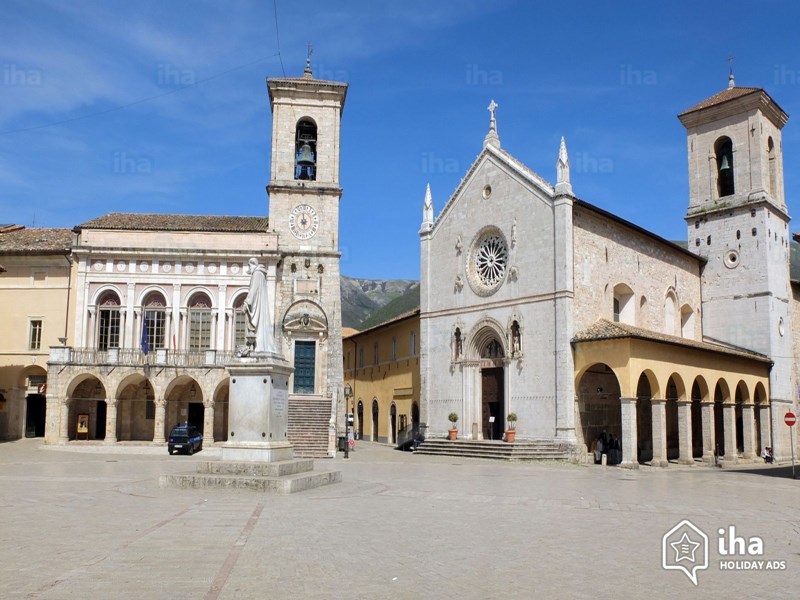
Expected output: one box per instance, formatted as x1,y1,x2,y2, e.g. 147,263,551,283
243,257,275,354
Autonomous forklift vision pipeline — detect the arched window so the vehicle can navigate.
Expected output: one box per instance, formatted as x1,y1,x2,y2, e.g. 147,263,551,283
188,292,213,350
612,284,634,324
142,291,167,351
767,137,777,198
715,136,734,197
97,291,121,350
664,291,678,336
232,294,247,349
680,304,695,339
295,118,317,181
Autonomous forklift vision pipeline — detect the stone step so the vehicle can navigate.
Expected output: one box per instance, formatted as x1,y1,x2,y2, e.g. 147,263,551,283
414,439,572,461
160,469,341,494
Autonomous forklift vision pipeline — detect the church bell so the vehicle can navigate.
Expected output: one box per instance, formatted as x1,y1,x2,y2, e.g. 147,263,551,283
297,143,315,166
719,154,731,171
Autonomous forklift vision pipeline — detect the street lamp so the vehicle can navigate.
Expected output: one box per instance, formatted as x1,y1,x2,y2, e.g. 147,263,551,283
343,383,353,459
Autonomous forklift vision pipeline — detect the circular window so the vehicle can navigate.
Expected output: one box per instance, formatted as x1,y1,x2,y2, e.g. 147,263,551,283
467,228,508,295
778,317,785,337
723,250,740,269
482,185,492,199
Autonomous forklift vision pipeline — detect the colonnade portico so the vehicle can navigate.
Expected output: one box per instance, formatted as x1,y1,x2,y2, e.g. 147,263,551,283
573,328,773,468
45,348,231,446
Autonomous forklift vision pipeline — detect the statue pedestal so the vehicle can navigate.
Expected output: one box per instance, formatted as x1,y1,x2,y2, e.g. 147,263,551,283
222,353,294,462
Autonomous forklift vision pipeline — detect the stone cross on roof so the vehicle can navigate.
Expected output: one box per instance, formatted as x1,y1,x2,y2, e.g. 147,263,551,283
483,99,500,149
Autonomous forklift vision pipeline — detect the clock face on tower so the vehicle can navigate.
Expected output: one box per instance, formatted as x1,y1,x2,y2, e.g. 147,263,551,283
288,204,320,240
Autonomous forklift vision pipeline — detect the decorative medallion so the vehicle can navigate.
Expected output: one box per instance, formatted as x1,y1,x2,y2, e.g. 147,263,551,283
161,262,173,273
92,261,104,271
467,228,508,296
138,261,150,272
207,263,218,274
115,260,128,272
229,263,240,274
185,262,196,273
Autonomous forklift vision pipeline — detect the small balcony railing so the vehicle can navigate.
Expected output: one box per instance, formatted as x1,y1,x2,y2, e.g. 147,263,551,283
50,346,237,368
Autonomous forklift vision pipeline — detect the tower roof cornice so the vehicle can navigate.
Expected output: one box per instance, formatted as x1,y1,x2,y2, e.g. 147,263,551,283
678,86,788,129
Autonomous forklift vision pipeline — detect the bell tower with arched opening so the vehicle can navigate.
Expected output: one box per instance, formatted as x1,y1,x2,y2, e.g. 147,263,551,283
265,55,348,437
679,75,793,452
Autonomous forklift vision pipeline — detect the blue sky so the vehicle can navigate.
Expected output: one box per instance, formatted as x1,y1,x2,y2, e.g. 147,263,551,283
1,0,798,280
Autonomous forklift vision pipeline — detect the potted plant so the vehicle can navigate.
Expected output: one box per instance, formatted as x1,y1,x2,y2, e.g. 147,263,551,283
505,412,517,443
447,412,459,440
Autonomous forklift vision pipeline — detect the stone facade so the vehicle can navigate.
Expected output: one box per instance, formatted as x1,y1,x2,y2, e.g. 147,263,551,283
420,83,795,464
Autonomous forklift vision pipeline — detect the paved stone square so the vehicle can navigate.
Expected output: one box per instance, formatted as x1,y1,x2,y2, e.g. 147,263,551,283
0,439,797,599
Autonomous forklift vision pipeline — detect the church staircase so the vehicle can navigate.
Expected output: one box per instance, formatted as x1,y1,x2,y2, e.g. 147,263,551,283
288,396,332,458
414,439,572,461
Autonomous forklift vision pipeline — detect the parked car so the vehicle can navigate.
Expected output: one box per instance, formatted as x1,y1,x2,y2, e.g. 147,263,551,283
168,424,203,455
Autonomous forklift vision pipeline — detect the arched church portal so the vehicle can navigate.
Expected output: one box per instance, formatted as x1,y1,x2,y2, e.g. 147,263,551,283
476,332,506,441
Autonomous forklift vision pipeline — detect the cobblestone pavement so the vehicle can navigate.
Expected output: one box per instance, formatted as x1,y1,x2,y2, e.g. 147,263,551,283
0,438,797,599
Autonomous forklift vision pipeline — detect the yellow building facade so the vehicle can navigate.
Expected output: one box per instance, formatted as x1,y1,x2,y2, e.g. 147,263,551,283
343,310,420,446
0,226,76,440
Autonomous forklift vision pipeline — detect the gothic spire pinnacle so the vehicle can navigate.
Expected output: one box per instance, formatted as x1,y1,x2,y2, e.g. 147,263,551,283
483,99,501,149
555,136,573,196
304,42,314,79
421,183,434,232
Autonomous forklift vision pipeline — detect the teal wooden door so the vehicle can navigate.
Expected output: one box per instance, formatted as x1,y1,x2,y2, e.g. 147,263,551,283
293,341,316,394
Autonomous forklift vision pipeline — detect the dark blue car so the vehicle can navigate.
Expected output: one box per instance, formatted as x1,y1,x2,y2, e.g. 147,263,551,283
168,424,203,455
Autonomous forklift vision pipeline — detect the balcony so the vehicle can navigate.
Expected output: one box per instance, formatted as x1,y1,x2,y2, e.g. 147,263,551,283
49,346,237,368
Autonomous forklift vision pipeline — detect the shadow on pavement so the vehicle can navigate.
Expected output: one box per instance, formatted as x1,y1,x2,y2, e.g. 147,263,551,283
724,464,798,479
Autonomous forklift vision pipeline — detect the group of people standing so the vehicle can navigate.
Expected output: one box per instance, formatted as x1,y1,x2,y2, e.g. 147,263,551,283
592,431,622,465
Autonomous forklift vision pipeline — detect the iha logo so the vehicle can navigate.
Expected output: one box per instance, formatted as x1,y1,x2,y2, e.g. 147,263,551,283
662,520,709,586
663,520,787,585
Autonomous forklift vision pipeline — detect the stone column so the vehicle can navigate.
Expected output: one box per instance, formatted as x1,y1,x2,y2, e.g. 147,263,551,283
203,399,215,444
105,398,118,444
619,397,639,469
741,403,756,460
651,398,668,467
701,401,715,463
58,399,70,444
759,404,771,453
722,403,738,464
153,398,167,444
677,400,694,465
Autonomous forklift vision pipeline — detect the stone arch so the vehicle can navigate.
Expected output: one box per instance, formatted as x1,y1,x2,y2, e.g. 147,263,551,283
576,362,623,462
66,374,107,441
164,375,204,437
185,288,214,308
690,375,709,459
753,381,767,405
715,135,735,197
115,373,154,441
753,381,768,456
211,377,230,442
466,318,507,360
635,371,655,463
612,283,635,324
90,285,123,306
137,285,170,307
664,288,678,336
713,378,731,458
665,374,685,460
371,398,379,442
680,304,695,339
389,402,397,445
734,380,750,454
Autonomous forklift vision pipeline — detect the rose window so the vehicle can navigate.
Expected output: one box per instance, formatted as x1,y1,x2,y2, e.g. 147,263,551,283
467,229,509,295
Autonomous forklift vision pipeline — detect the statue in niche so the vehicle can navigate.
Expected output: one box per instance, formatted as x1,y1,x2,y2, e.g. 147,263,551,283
243,257,276,354
511,320,521,356
453,328,463,361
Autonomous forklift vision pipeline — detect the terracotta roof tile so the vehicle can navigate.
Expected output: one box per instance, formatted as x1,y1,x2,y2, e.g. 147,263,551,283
679,86,762,116
0,227,72,254
573,319,770,363
76,213,269,233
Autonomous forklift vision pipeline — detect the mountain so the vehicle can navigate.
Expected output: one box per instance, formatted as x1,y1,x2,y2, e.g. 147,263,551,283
340,276,419,329
357,283,420,330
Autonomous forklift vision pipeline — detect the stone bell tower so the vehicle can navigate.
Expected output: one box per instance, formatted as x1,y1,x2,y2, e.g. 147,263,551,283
266,54,348,450
679,74,794,457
